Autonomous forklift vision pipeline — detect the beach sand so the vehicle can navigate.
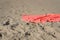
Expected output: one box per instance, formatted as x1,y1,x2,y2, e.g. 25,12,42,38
0,0,60,40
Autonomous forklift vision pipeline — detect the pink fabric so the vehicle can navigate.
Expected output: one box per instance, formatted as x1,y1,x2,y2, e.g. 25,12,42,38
22,14,60,23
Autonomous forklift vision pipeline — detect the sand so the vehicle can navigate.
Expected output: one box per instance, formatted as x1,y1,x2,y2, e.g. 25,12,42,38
0,0,60,40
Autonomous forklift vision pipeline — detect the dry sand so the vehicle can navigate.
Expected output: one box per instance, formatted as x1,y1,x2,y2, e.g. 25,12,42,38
0,0,60,40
